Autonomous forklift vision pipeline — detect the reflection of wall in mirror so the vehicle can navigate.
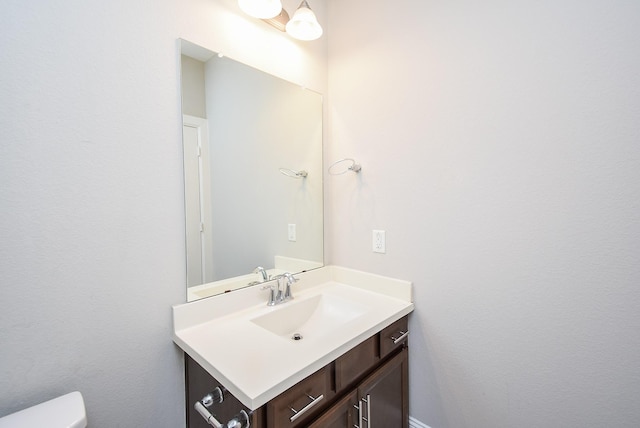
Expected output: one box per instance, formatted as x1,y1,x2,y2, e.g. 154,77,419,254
181,56,206,118
206,56,323,281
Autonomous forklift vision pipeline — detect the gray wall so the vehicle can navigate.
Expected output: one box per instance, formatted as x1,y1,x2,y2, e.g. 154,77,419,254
327,1,640,427
0,0,326,426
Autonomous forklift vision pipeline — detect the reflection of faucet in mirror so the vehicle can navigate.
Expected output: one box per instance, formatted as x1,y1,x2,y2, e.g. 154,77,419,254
253,266,268,282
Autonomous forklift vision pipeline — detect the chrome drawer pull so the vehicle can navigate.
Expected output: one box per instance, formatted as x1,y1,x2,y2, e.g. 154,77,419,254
353,400,363,428
361,395,371,427
390,330,409,344
289,394,324,422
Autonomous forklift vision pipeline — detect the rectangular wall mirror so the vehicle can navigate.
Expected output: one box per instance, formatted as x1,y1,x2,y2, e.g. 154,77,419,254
180,39,324,302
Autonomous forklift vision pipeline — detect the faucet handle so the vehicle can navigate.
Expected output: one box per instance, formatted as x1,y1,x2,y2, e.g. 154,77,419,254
261,283,278,306
283,272,299,283
282,272,297,300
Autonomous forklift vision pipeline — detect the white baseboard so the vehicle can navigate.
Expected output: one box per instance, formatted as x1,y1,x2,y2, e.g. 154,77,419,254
409,416,431,428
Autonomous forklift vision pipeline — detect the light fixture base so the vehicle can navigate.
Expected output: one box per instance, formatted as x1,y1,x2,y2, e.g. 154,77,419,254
262,9,290,32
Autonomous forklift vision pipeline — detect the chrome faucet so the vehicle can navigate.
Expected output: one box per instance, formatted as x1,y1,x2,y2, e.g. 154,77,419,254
262,272,298,306
253,266,268,282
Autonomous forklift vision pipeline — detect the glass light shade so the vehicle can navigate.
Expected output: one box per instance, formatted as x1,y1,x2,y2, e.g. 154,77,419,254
238,0,283,19
285,1,323,41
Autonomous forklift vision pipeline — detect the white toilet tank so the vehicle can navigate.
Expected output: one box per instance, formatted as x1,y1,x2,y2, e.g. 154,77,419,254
0,391,86,428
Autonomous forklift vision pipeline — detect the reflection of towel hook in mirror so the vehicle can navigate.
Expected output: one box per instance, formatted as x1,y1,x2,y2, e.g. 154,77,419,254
279,168,308,179
328,158,362,175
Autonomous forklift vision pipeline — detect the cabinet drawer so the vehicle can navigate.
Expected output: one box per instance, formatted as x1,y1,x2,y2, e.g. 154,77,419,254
266,365,332,427
380,316,409,359
335,335,379,392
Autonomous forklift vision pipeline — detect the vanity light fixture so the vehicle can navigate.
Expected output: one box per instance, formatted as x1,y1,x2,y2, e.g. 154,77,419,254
285,1,323,41
238,0,323,41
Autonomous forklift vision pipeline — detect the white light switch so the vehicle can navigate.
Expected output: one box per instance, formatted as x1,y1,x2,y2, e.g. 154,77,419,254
288,224,297,241
373,230,386,253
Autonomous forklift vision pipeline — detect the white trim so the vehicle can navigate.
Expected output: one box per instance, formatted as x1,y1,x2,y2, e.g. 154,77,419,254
409,416,431,428
183,115,213,285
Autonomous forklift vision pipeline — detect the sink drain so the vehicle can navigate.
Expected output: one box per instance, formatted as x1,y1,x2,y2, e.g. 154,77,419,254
292,333,303,341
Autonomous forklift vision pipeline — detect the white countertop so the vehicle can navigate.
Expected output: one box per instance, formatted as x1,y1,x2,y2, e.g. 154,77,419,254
172,266,414,410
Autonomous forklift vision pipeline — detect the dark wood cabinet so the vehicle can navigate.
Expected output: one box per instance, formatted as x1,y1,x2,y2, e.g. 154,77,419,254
185,315,409,428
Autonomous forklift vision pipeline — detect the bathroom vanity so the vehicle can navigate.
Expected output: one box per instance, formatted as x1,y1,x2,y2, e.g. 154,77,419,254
174,39,413,427
173,266,413,428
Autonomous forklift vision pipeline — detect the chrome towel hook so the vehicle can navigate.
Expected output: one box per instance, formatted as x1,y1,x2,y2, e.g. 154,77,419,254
328,158,362,175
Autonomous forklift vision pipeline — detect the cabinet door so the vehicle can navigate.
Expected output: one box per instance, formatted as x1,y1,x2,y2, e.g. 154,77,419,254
307,390,359,428
357,347,408,428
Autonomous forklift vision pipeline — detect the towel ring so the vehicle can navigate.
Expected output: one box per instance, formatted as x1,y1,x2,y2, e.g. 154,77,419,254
279,168,308,179
328,158,362,175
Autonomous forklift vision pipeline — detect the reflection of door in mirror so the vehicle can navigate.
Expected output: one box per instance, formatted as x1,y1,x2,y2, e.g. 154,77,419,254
183,116,213,287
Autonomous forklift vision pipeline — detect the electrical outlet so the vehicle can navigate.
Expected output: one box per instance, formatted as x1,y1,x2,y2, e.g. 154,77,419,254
288,224,297,241
372,230,386,253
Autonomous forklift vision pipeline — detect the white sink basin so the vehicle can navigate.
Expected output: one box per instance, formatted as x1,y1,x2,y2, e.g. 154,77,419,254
250,293,367,338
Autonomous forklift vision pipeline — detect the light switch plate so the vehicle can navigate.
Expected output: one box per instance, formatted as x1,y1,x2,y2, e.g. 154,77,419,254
288,224,297,241
373,230,386,253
